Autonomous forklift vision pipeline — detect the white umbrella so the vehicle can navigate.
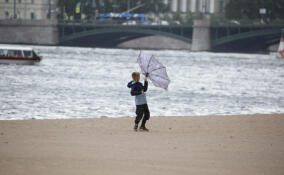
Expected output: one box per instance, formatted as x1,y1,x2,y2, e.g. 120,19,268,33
137,51,170,90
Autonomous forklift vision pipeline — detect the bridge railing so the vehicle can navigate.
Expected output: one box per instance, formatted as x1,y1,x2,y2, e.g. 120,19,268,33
210,19,284,27
58,18,284,28
58,19,187,28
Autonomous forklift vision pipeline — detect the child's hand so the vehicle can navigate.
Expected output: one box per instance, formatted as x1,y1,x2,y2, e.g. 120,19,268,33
141,90,144,94
144,77,148,81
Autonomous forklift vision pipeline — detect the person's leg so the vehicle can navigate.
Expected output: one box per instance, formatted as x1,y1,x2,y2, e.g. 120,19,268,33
141,104,150,129
135,105,144,129
141,119,147,128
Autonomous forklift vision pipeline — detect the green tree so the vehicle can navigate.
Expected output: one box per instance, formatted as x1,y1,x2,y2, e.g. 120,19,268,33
134,0,169,14
225,0,284,21
58,0,100,20
57,0,170,20
98,0,169,13
58,0,77,19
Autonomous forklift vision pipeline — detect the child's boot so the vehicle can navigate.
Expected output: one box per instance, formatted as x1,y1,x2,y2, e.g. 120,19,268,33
134,123,138,131
140,119,149,131
139,126,149,132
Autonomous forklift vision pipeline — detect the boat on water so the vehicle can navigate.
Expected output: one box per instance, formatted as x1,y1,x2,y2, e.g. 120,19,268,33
278,29,284,58
0,45,42,65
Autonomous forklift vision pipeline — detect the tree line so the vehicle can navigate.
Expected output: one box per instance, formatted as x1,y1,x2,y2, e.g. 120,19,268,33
225,0,284,21
58,0,169,20
58,0,284,22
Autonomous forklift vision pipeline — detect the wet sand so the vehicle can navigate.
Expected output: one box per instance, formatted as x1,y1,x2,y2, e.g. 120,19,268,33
1,114,284,175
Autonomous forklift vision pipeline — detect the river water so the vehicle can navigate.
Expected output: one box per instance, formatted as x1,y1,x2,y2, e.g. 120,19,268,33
1,46,284,120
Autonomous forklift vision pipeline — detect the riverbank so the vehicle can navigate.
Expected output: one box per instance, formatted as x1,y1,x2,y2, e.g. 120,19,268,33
1,114,284,175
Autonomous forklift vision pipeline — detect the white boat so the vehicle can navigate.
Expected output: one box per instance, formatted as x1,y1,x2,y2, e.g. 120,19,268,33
278,29,284,58
0,45,42,65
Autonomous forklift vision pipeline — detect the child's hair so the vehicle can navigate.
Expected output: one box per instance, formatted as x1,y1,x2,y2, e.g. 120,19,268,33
132,72,140,81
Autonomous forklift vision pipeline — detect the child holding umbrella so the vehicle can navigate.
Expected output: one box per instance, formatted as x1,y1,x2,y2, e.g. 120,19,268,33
127,72,150,132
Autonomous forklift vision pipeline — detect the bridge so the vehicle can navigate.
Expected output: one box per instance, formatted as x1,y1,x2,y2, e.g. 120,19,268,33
0,19,283,52
59,21,284,52
210,24,283,52
59,23,193,49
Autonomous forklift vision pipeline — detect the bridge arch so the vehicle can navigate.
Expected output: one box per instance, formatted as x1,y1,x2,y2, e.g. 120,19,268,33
60,27,191,45
213,29,281,47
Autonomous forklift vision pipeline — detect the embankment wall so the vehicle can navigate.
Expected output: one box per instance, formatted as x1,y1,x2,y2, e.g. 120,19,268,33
0,20,59,45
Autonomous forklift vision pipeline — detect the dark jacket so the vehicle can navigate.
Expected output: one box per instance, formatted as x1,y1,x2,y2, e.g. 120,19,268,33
127,80,148,96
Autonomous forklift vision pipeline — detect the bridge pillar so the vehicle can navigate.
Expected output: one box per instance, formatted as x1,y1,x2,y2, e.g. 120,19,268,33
192,19,211,51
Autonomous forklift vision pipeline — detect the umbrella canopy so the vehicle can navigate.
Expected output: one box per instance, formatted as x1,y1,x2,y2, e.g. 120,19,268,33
137,51,170,90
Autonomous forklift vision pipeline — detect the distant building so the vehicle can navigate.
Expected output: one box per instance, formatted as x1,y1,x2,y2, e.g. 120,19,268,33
0,0,58,20
164,0,228,15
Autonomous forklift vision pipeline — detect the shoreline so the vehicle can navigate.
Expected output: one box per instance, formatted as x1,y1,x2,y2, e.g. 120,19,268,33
1,113,284,121
1,114,284,175
0,43,278,54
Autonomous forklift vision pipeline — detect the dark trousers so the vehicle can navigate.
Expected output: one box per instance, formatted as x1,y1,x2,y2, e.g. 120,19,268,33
135,104,150,127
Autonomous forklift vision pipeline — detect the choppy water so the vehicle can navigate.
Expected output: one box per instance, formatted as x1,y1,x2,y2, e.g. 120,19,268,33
1,46,284,120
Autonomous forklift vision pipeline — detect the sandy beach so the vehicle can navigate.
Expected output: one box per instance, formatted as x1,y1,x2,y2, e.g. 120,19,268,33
1,114,284,175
